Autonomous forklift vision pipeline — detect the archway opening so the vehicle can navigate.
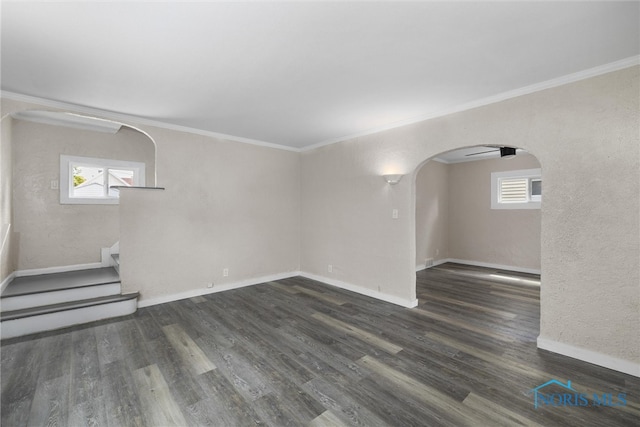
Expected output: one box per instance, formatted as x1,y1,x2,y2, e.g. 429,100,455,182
412,144,542,339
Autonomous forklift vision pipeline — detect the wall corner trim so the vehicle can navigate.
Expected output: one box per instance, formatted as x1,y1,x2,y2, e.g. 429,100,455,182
137,271,302,308
299,271,418,308
537,336,640,377
1,272,16,294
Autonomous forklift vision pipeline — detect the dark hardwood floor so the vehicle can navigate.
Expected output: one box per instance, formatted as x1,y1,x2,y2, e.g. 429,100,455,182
2,263,638,426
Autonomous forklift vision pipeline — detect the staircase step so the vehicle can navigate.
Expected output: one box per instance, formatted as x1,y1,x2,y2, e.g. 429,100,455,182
1,268,121,311
0,293,139,339
2,267,119,297
1,292,139,320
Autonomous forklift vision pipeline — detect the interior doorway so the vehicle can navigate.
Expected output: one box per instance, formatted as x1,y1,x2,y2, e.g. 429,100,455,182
413,145,542,337
414,145,542,274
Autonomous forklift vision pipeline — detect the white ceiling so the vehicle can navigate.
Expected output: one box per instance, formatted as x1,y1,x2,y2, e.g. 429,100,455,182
2,1,639,150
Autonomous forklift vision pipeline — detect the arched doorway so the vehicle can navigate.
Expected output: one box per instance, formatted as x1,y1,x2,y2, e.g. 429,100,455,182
414,145,542,274
412,145,542,332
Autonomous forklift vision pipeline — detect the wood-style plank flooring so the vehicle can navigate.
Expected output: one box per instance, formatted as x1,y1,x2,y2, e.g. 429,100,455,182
2,263,638,426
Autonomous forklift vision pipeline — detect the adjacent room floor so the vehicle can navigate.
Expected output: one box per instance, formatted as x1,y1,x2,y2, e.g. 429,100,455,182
1,263,638,426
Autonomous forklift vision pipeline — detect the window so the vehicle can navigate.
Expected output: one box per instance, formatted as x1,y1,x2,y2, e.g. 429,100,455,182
491,168,541,209
60,155,145,204
530,179,542,202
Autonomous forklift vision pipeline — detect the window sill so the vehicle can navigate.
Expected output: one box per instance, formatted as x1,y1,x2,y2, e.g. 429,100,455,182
109,186,165,190
491,201,541,210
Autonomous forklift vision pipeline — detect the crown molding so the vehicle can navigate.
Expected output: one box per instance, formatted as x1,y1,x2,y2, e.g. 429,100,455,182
4,55,638,154
301,55,640,152
0,91,300,152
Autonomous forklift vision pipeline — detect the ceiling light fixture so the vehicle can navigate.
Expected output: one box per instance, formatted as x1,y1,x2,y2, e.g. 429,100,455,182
500,147,517,158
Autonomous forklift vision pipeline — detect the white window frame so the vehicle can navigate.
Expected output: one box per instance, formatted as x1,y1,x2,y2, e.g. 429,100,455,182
530,178,542,202
60,155,145,205
491,168,541,210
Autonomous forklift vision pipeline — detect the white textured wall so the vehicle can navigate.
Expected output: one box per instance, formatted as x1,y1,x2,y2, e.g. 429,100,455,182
448,153,541,270
301,139,418,304
302,66,639,365
0,117,12,228
118,127,301,303
1,115,16,282
415,160,449,267
11,117,155,270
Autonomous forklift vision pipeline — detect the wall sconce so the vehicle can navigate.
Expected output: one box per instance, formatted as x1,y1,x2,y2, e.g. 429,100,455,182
383,174,403,185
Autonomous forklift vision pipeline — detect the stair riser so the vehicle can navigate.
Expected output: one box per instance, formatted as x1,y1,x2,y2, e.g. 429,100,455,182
1,283,122,312
0,298,137,339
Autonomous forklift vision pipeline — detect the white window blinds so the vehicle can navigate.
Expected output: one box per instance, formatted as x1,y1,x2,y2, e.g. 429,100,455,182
499,178,528,203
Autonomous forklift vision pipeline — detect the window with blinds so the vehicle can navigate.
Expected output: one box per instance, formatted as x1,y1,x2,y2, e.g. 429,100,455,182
499,178,529,203
491,168,541,209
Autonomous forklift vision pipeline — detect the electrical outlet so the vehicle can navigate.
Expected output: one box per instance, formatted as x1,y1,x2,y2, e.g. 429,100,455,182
207,283,213,288
223,268,229,277
392,209,399,219
50,180,59,190
328,264,333,273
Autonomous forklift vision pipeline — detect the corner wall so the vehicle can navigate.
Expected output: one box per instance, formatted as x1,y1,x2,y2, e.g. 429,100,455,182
118,126,301,305
415,160,450,268
448,153,541,271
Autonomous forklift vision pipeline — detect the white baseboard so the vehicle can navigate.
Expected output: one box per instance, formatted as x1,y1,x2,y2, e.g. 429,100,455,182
1,271,16,294
137,271,302,308
14,262,105,278
537,336,640,377
445,258,541,275
299,272,418,308
416,258,449,272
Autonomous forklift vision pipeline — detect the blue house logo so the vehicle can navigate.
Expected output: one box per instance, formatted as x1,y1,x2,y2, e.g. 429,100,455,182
528,379,577,409
528,379,627,409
